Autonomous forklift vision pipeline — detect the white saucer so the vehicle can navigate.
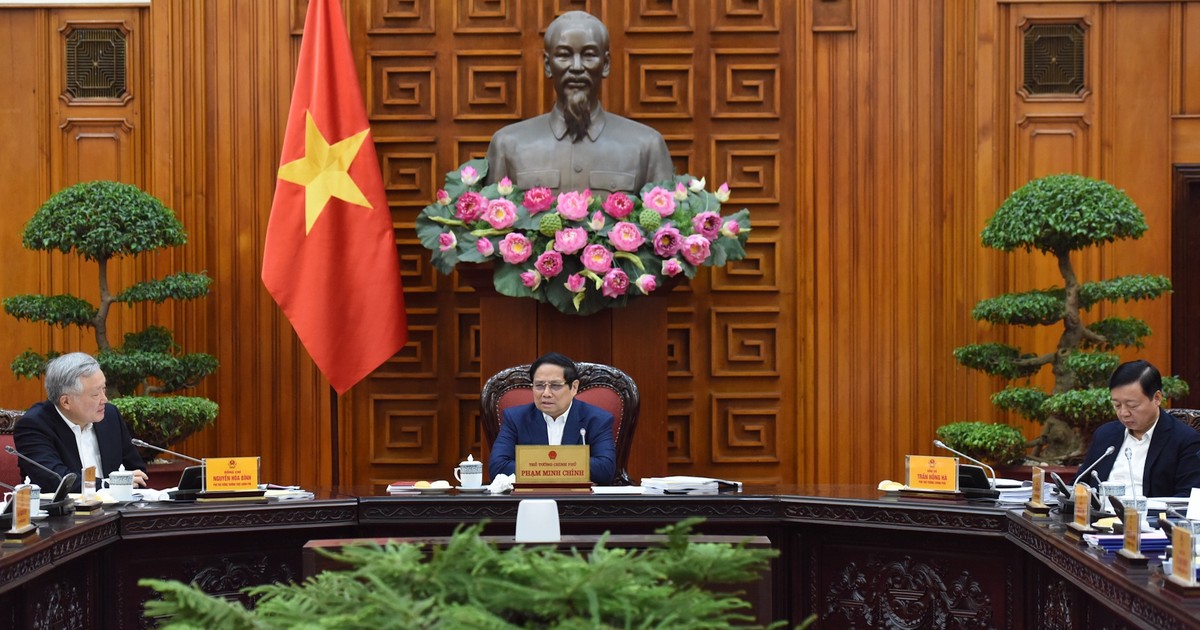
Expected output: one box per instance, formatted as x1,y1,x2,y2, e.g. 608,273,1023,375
456,486,487,494
31,511,49,521
416,487,451,495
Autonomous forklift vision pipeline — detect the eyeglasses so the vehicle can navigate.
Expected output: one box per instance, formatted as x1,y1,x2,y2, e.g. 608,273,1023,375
532,382,569,393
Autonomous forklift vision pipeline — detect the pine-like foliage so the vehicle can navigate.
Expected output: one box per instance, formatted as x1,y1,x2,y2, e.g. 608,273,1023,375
142,519,797,629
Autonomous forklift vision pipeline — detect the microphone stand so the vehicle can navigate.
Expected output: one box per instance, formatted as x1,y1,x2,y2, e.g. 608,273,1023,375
4,445,77,516
932,440,998,499
131,439,204,465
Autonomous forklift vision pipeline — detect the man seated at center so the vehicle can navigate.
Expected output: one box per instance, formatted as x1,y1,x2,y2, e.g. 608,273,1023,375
488,352,616,485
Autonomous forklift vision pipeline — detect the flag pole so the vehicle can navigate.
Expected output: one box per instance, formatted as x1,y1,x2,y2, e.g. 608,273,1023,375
330,385,340,489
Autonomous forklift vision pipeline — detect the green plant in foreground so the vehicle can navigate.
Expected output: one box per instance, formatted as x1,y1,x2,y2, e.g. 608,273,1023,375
141,519,801,630
954,174,1188,462
935,422,1027,466
3,181,218,448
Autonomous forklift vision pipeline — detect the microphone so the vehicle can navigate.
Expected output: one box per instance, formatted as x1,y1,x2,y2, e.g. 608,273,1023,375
1088,470,1106,511
4,445,77,513
131,439,203,464
5,444,65,486
0,480,13,491
1125,447,1137,497
933,440,995,487
1075,446,1116,487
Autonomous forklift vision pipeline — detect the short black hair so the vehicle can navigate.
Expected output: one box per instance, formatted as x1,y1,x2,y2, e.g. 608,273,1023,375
1108,359,1162,398
529,352,578,383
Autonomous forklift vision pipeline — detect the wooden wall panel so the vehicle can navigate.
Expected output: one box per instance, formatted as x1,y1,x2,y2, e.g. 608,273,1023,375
1,0,1197,492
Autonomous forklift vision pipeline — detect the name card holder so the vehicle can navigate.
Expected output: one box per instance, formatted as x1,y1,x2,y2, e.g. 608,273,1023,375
514,446,592,493
898,455,963,501
5,485,38,542
1166,523,1200,596
1064,483,1096,543
1023,466,1051,519
197,457,266,503
1114,506,1149,571
74,466,103,515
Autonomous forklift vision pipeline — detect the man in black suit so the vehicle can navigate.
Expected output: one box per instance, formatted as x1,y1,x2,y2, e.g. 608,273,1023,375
1078,360,1200,498
488,352,616,485
14,352,147,493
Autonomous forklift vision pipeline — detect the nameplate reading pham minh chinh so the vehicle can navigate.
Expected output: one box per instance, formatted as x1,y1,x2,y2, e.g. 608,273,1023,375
904,455,959,493
515,445,590,486
204,457,261,491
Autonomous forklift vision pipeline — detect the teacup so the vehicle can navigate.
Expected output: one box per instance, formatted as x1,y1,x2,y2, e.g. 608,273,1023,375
454,459,484,489
1098,481,1127,512
104,470,135,502
28,484,41,514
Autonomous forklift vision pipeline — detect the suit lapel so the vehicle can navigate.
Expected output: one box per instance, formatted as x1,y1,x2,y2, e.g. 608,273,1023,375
45,404,85,472
563,402,582,445
528,404,550,443
1143,410,1171,493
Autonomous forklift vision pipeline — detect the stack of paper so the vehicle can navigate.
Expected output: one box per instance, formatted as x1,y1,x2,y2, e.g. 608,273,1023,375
1083,530,1168,554
265,489,315,501
994,480,1033,504
641,476,741,494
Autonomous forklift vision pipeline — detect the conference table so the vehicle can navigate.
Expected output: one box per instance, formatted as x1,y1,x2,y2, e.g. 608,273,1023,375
1,485,1198,629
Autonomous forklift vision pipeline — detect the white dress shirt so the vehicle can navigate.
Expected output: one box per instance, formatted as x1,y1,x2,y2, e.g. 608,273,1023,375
542,402,574,446
56,406,102,475
1105,421,1157,496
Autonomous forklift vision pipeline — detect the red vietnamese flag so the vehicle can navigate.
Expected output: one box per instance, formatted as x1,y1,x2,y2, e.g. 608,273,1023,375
262,0,407,394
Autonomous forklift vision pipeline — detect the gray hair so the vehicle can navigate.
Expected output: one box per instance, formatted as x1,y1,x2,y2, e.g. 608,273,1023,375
46,352,102,402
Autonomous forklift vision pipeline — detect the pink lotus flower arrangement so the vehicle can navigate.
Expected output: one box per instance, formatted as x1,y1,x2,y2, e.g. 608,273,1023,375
417,159,751,316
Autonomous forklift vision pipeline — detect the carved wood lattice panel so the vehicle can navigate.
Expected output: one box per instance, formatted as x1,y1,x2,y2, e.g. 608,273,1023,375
347,0,796,487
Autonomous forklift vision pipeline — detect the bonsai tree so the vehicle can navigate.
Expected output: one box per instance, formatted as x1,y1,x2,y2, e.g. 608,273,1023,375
954,174,1188,462
935,422,1027,467
3,180,218,449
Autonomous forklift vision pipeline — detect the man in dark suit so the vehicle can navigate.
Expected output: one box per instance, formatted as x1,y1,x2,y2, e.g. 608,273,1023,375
488,353,616,485
1078,360,1200,498
14,352,147,493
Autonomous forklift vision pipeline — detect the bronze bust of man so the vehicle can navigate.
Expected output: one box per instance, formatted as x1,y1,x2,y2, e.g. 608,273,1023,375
486,11,674,194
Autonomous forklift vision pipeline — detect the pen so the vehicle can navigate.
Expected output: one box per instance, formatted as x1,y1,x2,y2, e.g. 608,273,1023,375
580,428,586,445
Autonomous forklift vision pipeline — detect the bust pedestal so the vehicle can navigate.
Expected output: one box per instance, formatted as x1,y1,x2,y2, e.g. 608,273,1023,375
461,266,669,480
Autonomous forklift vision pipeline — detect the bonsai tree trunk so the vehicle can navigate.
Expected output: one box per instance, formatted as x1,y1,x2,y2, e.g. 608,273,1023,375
94,256,114,351
1036,252,1092,461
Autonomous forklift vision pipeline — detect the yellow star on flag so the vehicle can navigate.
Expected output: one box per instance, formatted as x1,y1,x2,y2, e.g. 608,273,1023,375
278,112,373,233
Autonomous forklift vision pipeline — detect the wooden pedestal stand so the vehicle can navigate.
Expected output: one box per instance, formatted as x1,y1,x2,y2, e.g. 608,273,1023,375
1064,521,1096,544
463,267,669,481
1023,501,1052,520
1113,548,1150,572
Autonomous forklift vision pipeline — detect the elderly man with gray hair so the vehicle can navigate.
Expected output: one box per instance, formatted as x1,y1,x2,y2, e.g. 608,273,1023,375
14,352,147,493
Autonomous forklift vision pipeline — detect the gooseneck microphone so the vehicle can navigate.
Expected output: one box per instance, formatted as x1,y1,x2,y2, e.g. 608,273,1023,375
5,444,66,485
131,439,204,465
1076,446,1117,487
933,440,996,487
1125,447,1137,497
4,444,78,512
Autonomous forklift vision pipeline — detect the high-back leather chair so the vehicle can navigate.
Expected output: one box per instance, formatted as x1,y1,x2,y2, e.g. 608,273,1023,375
1169,408,1200,432
480,362,640,485
1,408,24,487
